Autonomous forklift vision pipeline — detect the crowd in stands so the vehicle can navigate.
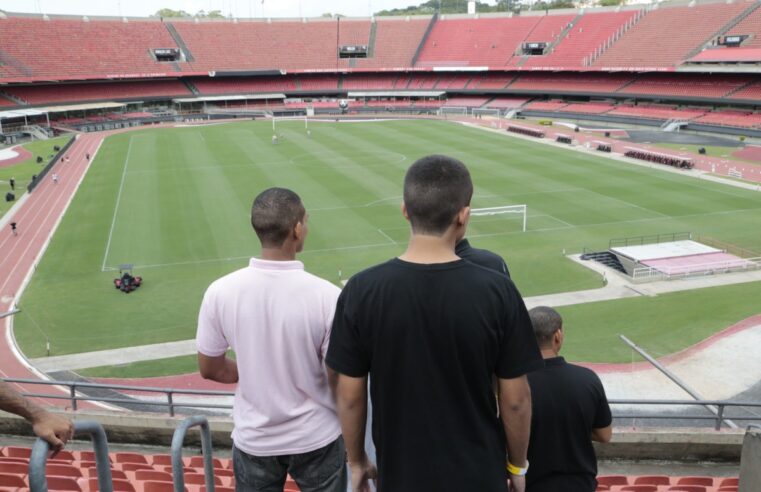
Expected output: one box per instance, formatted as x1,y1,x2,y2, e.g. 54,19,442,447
624,149,694,169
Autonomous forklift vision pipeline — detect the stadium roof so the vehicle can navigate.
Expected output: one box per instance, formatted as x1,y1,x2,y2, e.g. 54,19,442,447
172,94,286,103
0,108,47,120
39,102,127,113
348,91,445,98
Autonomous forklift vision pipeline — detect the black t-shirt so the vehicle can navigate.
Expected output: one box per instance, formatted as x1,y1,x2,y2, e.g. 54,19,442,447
456,238,511,278
326,258,543,492
526,357,612,492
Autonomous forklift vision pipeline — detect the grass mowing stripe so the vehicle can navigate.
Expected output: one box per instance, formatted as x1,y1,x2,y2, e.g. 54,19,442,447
12,120,761,369
101,136,133,271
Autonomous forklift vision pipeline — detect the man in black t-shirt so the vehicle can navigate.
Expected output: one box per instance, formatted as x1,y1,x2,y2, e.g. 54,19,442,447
456,238,511,277
327,155,543,492
525,306,612,492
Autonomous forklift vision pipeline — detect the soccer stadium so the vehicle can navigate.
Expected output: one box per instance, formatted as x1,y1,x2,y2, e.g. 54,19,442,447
1,0,761,489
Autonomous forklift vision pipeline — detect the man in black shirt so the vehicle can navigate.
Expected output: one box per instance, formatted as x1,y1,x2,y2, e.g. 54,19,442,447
456,238,511,277
525,306,612,492
327,155,543,492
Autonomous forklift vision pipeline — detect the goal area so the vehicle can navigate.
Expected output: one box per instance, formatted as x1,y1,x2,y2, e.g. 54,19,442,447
471,205,527,232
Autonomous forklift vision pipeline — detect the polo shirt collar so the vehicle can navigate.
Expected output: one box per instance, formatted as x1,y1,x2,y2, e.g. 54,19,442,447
249,257,304,271
544,356,566,367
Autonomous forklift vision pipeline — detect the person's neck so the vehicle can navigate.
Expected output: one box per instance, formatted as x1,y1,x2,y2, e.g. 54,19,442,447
399,233,460,264
260,246,297,262
540,348,560,360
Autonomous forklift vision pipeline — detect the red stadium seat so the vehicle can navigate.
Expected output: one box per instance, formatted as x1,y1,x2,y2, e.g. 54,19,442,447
675,477,715,486
633,475,672,486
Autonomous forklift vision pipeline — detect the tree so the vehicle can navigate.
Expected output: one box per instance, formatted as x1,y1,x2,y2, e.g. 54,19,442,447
599,0,624,5
153,8,192,18
154,8,227,18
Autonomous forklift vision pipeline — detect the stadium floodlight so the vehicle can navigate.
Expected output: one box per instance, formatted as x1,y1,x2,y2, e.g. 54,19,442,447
471,204,527,232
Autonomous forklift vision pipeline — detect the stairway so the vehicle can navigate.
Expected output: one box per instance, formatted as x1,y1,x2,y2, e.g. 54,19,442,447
580,251,627,274
165,22,195,62
683,0,761,60
367,20,378,58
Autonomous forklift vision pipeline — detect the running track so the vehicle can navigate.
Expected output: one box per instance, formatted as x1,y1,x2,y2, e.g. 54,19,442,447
0,119,759,411
0,132,105,409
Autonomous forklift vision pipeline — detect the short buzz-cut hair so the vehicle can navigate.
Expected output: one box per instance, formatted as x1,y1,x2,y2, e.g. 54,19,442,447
529,306,564,347
251,187,305,247
403,155,473,235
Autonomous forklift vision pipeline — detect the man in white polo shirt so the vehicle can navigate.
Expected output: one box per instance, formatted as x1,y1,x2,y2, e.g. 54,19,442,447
197,187,346,492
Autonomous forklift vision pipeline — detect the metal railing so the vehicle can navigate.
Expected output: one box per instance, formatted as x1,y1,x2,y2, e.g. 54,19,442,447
4,377,234,417
609,231,692,249
29,421,114,492
5,377,761,430
172,416,216,492
609,399,761,431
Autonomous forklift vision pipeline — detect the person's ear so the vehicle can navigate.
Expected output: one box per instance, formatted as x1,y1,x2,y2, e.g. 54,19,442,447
457,206,471,227
401,202,410,222
294,220,304,241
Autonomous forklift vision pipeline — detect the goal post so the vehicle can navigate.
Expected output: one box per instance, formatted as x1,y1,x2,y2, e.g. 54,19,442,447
471,204,527,232
438,106,468,118
472,108,502,119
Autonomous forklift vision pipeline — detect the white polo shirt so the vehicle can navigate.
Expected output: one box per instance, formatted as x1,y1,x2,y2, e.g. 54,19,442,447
197,258,342,456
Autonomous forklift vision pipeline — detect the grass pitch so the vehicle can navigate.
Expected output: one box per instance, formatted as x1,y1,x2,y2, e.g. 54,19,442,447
12,120,761,372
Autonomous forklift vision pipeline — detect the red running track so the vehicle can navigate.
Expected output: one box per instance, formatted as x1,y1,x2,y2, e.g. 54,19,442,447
0,133,106,409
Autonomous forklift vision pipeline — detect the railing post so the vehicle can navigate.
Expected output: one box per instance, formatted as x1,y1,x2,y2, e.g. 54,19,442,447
171,416,215,492
167,391,175,417
29,421,113,492
716,404,725,431
70,384,77,411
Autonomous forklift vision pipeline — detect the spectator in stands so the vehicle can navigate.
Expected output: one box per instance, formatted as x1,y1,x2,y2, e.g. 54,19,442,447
456,238,511,277
525,306,612,492
327,155,542,492
0,379,74,455
196,187,346,492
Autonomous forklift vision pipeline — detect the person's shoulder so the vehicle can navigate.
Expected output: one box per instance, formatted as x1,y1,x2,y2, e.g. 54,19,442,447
565,362,604,384
300,269,341,295
205,265,252,292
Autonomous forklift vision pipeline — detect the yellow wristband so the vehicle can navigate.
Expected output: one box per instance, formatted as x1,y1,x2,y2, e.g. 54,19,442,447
507,461,529,476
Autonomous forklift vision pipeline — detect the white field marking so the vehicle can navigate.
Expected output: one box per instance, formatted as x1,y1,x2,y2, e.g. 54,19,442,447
104,241,399,271
363,196,402,207
542,214,575,228
467,206,761,239
377,228,397,244
585,188,670,218
103,204,761,271
101,136,133,272
460,120,759,199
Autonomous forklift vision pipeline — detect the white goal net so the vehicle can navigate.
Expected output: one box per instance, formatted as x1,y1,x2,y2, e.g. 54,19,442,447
471,204,527,232
472,108,502,119
438,106,468,117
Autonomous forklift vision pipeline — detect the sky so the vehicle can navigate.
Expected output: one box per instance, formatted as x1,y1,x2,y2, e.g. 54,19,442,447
0,0,456,18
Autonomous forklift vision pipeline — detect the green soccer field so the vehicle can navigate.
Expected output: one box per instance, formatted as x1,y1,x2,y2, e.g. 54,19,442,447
12,119,761,373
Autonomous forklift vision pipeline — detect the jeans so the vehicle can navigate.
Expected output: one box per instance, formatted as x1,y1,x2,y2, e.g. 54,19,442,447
233,437,348,492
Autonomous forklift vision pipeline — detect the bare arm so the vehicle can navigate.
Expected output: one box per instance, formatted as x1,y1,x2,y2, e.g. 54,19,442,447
0,379,74,454
591,425,612,443
499,375,532,492
335,373,377,492
197,353,239,384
